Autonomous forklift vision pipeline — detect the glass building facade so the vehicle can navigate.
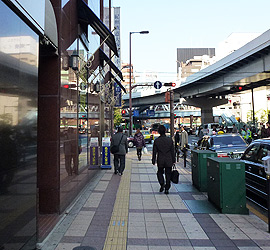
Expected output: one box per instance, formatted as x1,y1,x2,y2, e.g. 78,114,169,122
0,1,38,248
0,0,117,248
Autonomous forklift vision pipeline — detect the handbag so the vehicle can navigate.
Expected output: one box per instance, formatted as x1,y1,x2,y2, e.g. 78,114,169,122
170,164,179,184
110,134,123,154
143,147,148,154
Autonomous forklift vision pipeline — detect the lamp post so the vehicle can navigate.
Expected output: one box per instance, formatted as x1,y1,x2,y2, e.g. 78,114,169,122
129,30,149,136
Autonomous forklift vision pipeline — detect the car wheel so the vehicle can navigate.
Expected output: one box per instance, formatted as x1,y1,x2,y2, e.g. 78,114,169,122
128,141,134,148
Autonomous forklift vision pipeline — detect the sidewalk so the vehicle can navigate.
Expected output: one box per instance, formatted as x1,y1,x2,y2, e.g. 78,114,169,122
40,150,270,250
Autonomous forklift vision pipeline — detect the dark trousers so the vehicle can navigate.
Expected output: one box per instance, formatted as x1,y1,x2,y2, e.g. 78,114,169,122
65,154,78,175
114,154,126,174
136,147,142,159
182,148,187,168
157,166,172,191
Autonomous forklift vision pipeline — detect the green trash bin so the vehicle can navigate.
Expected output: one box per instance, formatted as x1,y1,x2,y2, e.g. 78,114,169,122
207,157,249,214
191,150,217,192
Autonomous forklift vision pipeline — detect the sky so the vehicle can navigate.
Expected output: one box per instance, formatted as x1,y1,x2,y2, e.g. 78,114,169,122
113,0,270,81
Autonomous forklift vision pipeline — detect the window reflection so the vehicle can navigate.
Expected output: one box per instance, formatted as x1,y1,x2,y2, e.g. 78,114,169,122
0,2,38,248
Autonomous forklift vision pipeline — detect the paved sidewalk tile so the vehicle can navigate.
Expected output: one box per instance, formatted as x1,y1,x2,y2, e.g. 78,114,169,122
41,150,270,250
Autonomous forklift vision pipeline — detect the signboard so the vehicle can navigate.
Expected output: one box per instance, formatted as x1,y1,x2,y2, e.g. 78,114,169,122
113,7,122,107
154,81,162,89
89,137,99,168
147,110,155,117
133,110,139,117
114,83,122,107
101,137,111,169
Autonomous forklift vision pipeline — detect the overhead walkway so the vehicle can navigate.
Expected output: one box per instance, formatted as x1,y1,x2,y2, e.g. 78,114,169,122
40,150,270,250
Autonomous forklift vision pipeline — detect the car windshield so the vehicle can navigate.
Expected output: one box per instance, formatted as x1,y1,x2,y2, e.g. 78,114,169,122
210,135,246,148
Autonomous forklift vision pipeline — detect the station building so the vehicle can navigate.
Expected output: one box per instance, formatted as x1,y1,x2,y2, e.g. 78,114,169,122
0,0,123,248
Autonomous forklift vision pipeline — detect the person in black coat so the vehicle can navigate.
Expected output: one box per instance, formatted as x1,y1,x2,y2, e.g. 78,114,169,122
111,127,128,175
152,125,176,194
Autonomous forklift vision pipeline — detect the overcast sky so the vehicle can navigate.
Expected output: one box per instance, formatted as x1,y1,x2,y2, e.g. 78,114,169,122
113,0,270,81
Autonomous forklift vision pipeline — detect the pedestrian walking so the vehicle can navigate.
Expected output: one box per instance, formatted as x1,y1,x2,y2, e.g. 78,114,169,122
133,128,145,161
198,126,204,139
180,125,189,168
261,124,267,138
111,126,128,176
266,122,270,137
240,127,246,139
232,124,238,133
152,125,175,194
246,127,252,144
174,130,180,161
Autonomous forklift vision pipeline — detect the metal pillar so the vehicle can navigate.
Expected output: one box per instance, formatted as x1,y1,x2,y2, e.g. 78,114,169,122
129,32,132,136
251,88,255,125
170,90,174,138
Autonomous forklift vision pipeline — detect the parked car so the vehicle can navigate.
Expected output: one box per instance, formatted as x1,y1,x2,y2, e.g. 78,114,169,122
198,133,248,159
127,130,154,148
240,138,270,209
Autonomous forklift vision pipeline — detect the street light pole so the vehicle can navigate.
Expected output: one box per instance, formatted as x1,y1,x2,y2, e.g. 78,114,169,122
129,30,149,136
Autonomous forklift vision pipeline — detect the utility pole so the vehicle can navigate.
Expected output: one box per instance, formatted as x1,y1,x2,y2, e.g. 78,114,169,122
170,90,174,138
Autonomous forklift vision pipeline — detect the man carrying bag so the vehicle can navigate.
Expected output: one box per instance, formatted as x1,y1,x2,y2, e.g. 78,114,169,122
152,125,175,194
111,127,128,175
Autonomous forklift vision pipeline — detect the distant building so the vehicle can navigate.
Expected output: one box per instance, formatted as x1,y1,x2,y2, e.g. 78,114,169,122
176,48,215,82
121,62,133,93
180,55,216,80
177,48,215,71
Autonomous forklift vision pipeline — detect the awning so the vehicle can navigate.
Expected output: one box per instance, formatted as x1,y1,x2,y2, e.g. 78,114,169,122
88,49,123,81
99,49,123,80
104,71,126,94
78,0,118,57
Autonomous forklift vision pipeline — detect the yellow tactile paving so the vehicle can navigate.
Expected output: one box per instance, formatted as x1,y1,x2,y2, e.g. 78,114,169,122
247,203,268,223
103,158,132,250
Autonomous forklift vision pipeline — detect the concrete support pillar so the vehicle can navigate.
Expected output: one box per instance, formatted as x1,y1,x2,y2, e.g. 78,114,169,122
201,107,214,124
185,96,228,125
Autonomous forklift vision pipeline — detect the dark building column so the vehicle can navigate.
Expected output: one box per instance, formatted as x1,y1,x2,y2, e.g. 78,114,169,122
37,0,61,214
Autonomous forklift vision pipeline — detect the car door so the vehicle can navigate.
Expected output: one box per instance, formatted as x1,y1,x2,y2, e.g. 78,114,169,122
241,142,267,197
241,143,261,176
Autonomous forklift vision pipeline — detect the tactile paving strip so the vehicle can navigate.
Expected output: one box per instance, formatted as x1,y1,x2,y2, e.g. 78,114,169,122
103,158,131,250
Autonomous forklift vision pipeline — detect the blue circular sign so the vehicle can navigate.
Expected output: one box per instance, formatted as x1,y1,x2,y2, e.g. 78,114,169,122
154,81,162,89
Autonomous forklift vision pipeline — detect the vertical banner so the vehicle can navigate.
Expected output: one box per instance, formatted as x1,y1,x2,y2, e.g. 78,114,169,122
112,7,122,107
89,137,99,169
101,137,111,169
114,84,122,107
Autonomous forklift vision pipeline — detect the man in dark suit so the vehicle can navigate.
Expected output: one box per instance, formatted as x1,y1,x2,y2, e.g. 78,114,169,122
152,125,176,194
111,127,128,175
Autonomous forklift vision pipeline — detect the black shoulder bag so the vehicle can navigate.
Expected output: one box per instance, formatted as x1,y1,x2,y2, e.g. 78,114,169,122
171,164,179,184
110,134,123,154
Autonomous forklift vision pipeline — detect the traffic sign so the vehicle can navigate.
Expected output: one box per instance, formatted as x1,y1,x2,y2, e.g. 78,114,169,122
154,81,162,89
133,110,139,117
147,110,155,116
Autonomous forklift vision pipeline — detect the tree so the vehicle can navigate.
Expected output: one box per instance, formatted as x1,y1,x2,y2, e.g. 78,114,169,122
113,108,122,127
246,110,258,124
247,109,268,124
258,109,268,124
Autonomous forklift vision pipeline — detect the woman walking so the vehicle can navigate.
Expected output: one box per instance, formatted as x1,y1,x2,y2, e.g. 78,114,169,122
134,129,146,161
